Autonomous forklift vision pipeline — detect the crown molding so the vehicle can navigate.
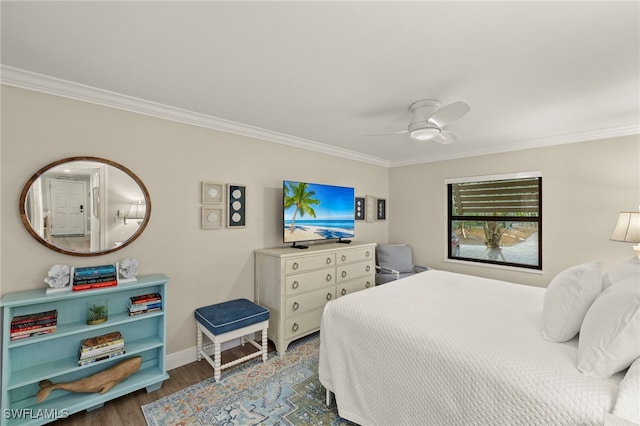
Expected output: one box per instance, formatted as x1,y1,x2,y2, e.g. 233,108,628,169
389,123,640,168
3,65,636,169
0,66,391,168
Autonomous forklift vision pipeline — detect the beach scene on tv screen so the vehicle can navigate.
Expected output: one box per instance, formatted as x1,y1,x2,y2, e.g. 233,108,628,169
284,181,355,243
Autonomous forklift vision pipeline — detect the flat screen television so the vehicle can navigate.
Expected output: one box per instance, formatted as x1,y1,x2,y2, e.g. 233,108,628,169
283,180,355,248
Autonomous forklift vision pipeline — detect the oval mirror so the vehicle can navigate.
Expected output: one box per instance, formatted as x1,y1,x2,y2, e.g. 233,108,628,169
19,156,151,256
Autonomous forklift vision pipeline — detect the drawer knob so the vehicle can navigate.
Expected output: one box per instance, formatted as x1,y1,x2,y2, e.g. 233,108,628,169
341,288,347,296
292,301,299,311
366,265,371,272
341,271,347,278
326,293,332,301
326,257,332,264
292,262,299,270
341,255,347,261
326,274,332,282
366,281,371,288
292,323,299,332
366,251,371,257
292,281,299,289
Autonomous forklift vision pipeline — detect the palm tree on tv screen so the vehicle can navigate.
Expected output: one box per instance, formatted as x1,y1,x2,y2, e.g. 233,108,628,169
284,182,320,233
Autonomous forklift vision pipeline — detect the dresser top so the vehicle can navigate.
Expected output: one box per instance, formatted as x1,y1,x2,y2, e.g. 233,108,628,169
255,241,376,257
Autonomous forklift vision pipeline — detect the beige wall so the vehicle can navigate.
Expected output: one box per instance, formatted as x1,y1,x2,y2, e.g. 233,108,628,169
389,135,640,287
2,86,638,361
0,86,389,355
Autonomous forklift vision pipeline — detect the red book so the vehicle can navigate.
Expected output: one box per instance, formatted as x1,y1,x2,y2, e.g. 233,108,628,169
72,280,117,291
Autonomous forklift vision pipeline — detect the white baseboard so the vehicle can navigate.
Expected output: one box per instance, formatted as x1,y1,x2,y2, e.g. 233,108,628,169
165,337,243,371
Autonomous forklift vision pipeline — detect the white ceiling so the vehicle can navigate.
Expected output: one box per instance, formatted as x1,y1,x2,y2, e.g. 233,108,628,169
2,1,639,167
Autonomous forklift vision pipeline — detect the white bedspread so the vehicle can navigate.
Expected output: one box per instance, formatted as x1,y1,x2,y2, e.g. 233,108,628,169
319,270,623,426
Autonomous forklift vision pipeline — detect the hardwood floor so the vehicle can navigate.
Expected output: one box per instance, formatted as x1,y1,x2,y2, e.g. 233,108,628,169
50,341,276,425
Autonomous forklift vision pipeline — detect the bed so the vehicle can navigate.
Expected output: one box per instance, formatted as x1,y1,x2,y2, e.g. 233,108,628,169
318,269,636,426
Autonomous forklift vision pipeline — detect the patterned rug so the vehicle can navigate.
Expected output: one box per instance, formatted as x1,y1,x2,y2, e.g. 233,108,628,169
142,332,355,425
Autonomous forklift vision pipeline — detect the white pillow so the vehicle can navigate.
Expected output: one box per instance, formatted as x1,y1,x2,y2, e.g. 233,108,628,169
542,261,603,342
604,257,640,290
613,357,640,425
578,276,640,378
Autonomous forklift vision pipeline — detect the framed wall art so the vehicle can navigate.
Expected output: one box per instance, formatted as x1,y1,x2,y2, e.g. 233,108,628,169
365,196,376,223
201,206,224,229
227,184,246,228
377,198,387,221
355,197,365,220
201,182,224,205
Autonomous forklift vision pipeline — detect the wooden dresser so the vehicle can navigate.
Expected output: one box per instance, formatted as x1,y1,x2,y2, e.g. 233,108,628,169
255,242,376,354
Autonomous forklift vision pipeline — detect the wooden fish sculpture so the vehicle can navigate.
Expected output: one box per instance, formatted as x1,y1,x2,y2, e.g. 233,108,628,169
36,356,142,403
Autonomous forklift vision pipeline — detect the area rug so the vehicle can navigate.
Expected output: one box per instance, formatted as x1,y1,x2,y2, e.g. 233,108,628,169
142,332,355,425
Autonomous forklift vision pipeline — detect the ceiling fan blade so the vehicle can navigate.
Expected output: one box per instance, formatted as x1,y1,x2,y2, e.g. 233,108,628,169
432,130,459,144
427,101,470,127
364,130,408,136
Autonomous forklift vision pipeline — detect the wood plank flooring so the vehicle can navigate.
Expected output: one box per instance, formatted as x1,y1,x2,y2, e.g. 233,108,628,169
50,341,276,425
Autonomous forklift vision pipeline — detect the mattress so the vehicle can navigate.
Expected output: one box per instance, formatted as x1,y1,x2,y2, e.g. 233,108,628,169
319,270,623,426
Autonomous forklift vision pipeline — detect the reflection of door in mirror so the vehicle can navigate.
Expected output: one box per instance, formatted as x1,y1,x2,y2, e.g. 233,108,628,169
20,157,150,256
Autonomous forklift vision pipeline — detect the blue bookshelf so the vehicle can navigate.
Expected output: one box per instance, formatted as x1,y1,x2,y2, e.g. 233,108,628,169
1,274,169,425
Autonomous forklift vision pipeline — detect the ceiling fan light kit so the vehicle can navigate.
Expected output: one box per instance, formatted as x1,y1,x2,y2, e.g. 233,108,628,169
409,127,441,141
369,98,470,144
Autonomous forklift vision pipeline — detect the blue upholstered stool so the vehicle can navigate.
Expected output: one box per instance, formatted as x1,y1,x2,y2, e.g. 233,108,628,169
195,298,269,382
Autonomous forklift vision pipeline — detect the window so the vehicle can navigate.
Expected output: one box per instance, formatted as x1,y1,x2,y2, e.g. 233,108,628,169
447,172,542,270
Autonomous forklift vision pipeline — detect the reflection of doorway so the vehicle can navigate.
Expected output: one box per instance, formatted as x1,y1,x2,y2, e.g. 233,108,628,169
48,179,86,236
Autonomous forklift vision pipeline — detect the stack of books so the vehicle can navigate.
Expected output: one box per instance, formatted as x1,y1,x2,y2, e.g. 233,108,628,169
10,310,58,340
78,331,125,366
129,293,162,315
72,264,118,291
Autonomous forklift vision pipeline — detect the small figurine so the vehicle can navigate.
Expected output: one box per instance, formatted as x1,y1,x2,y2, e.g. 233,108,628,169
44,264,70,288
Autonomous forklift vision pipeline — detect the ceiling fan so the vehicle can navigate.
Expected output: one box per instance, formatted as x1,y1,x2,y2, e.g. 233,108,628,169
371,99,471,144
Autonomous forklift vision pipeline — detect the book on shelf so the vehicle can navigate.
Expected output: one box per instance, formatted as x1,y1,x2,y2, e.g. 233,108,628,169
130,293,162,304
129,301,162,311
11,309,58,326
72,280,117,291
80,331,124,351
73,274,118,285
129,307,162,316
79,341,125,358
74,264,117,276
10,326,57,340
78,349,126,366
11,318,57,331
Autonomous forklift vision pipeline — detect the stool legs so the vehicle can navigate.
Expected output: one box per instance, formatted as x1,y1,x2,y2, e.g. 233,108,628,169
196,325,203,361
261,328,268,362
213,340,222,382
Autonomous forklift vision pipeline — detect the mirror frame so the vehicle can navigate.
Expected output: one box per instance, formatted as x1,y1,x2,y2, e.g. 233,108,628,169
19,156,151,257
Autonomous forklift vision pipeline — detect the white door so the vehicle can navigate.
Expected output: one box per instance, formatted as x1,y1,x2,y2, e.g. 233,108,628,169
49,180,86,236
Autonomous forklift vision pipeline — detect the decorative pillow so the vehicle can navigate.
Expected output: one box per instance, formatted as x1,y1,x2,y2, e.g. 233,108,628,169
578,276,640,378
613,357,640,424
541,261,603,342
377,244,415,273
603,257,640,290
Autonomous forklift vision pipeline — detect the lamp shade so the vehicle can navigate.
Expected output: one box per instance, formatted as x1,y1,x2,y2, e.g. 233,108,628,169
127,202,147,220
610,211,640,243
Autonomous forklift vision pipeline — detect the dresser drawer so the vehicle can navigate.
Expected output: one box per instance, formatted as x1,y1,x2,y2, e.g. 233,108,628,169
285,309,324,339
337,276,374,298
285,287,335,316
337,260,374,282
285,268,335,295
336,247,375,265
285,253,335,274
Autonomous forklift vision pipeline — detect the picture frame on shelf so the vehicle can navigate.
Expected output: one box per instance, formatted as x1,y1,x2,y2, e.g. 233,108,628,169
201,182,224,205
202,206,224,229
355,197,365,221
227,184,246,228
377,198,386,221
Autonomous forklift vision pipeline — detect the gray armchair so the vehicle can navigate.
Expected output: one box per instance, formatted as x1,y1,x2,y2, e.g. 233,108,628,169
375,244,431,285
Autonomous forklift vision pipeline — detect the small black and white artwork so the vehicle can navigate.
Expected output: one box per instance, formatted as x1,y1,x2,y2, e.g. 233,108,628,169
355,197,365,220
227,184,246,228
376,198,386,221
